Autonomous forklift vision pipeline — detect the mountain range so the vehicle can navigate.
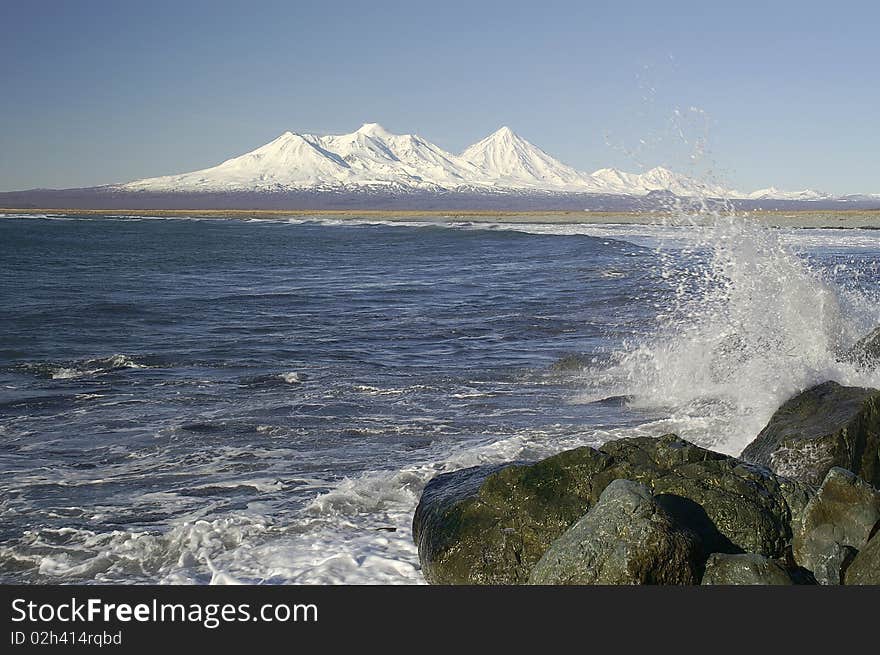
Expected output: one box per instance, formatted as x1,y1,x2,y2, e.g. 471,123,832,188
114,123,848,201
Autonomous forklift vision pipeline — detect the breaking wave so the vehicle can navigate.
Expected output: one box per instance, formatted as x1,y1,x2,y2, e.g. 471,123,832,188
28,354,150,380
583,212,880,455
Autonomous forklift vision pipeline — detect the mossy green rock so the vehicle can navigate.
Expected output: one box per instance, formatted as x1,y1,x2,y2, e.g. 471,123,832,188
413,434,811,584
741,381,880,487
412,448,612,584
793,467,880,584
700,553,795,585
529,480,702,585
844,532,880,585
599,436,810,558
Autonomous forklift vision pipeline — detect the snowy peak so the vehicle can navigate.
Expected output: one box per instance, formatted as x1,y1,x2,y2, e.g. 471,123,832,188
122,130,357,192
248,131,348,169
587,167,638,191
117,122,842,200
460,127,586,190
354,122,392,137
316,124,477,187
635,166,731,197
747,186,832,201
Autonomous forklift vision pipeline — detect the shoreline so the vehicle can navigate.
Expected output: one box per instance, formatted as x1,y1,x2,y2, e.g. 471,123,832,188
2,207,880,229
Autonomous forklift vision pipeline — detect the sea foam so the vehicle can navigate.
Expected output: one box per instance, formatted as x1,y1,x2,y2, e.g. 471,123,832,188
586,213,880,455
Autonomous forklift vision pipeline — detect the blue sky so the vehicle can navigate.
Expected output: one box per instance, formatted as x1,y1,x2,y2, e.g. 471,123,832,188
1,0,878,194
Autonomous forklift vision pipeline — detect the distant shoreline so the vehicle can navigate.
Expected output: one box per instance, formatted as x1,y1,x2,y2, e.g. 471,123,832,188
2,207,880,229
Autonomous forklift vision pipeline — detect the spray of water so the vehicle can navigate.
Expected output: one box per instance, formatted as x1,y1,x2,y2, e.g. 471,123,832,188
598,93,879,454
595,208,880,455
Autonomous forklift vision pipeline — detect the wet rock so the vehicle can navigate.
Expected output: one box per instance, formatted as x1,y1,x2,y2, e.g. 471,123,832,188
793,467,880,584
529,480,702,585
741,381,880,487
844,532,880,585
599,436,808,558
700,553,795,585
413,434,811,584
412,449,612,585
549,353,593,372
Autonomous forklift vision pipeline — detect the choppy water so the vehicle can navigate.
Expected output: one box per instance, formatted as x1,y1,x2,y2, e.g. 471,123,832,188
0,213,878,584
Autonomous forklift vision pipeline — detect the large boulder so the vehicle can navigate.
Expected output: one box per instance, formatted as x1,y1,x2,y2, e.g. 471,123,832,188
793,467,880,584
529,480,702,585
700,553,795,585
844,532,880,585
413,434,812,584
741,381,880,487
412,448,612,585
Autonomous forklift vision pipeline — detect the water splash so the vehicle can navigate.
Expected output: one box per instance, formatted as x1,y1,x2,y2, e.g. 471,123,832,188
593,210,880,455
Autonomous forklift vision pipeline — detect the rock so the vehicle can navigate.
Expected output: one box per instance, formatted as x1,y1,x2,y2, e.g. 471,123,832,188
413,434,811,584
741,381,880,487
529,480,702,585
412,448,612,584
844,532,880,584
600,436,809,558
793,467,880,584
700,553,795,585
549,353,592,372
841,326,880,368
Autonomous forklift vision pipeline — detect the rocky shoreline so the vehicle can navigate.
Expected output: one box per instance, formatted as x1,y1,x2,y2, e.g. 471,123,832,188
412,332,880,585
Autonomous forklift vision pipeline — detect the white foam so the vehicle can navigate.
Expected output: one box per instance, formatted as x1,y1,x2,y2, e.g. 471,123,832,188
0,516,271,584
587,213,880,455
48,354,148,380
50,367,79,380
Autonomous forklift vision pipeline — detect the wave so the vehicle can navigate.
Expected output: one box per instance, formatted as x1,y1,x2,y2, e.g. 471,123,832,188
581,213,880,455
239,371,306,387
0,516,270,584
0,213,67,220
0,420,650,585
19,354,151,380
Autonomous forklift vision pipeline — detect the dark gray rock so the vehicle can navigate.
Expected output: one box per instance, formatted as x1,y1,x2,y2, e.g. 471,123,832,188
793,467,880,584
529,480,703,585
413,434,812,584
844,532,880,585
741,381,880,487
700,553,795,585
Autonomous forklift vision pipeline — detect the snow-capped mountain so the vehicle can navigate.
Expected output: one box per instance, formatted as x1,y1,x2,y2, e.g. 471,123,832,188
122,131,356,191
117,123,829,200
460,126,587,190
584,167,731,198
746,187,834,201
122,123,488,193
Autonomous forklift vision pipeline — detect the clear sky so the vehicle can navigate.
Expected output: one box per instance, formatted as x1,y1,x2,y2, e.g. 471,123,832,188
1,0,877,194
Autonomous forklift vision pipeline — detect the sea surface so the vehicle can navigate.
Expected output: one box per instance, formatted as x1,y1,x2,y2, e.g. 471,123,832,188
1,212,879,584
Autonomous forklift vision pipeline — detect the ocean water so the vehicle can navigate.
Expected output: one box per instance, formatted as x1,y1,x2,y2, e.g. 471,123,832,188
0,213,878,584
